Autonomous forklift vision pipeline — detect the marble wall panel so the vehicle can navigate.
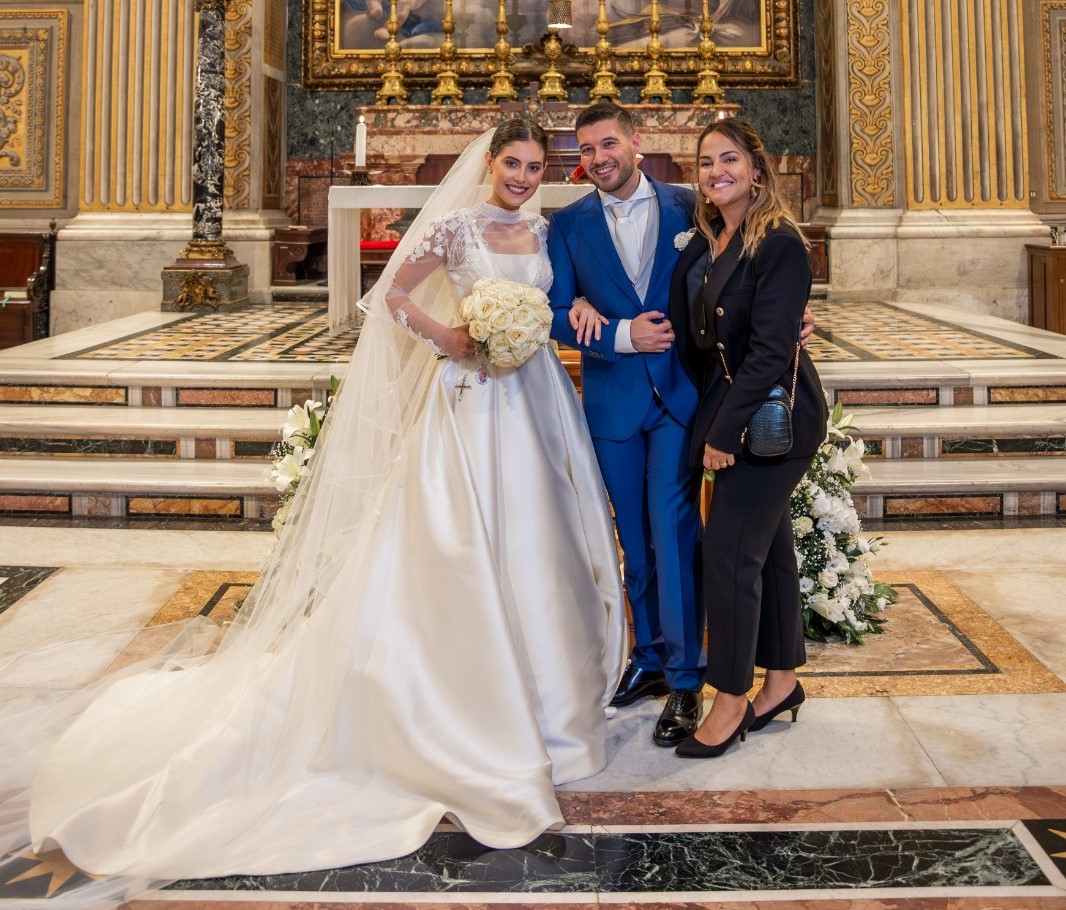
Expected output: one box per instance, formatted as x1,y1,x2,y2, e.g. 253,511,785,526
49,289,178,334
0,10,67,208
825,236,897,295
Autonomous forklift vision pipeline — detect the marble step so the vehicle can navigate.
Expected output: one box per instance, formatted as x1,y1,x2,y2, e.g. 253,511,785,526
853,456,1066,519
816,360,1066,407
0,456,276,520
0,405,285,459
0,357,340,408
848,403,1066,458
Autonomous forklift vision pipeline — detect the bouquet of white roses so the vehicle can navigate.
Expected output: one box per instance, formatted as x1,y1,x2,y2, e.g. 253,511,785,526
266,376,340,533
791,401,898,644
459,277,553,368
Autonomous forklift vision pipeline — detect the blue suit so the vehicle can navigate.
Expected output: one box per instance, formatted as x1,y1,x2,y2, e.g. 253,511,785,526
548,177,705,691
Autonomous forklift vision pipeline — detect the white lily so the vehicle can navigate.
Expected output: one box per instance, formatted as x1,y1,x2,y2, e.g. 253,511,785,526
282,401,325,447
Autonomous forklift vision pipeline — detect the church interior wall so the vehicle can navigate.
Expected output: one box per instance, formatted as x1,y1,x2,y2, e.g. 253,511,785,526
1,0,1064,334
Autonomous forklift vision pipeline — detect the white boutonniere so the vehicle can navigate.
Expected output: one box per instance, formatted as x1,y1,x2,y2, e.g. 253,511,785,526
674,229,696,251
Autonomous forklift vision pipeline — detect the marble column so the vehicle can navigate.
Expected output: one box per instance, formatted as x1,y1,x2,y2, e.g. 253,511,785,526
191,0,227,249
812,0,1048,321
42,0,286,332
160,0,249,311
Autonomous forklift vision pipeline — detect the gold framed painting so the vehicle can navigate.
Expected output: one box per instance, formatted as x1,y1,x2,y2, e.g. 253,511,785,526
303,0,800,91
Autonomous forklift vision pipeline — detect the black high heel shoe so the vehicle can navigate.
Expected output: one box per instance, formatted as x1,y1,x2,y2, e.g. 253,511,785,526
675,702,755,759
748,681,805,732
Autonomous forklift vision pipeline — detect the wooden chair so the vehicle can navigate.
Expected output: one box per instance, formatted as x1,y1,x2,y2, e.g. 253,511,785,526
0,222,56,349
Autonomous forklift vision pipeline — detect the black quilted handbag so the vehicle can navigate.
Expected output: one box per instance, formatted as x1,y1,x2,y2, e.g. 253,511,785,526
719,343,800,458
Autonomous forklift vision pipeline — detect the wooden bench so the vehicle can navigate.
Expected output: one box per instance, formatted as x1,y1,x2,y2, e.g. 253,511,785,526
0,223,56,350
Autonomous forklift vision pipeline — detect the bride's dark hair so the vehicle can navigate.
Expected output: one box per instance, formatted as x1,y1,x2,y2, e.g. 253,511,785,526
489,117,548,158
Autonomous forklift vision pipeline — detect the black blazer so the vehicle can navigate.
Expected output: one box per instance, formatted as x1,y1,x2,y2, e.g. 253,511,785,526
668,223,828,466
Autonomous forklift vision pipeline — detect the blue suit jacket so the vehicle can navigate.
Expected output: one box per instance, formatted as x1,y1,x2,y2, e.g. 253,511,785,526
548,177,699,442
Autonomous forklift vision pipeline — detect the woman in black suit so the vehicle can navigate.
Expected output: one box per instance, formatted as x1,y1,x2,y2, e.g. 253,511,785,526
668,118,828,758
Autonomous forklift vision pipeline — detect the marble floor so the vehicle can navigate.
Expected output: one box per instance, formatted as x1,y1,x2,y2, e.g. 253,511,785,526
18,299,1065,365
1,524,1065,908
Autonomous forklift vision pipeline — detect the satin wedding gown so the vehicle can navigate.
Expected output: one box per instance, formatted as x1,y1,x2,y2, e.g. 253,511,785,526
24,202,628,880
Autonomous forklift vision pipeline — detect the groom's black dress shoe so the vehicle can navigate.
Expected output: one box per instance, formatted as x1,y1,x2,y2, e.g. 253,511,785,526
610,664,670,707
652,688,703,747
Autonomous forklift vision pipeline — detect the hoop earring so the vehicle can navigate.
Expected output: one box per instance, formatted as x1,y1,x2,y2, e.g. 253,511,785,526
750,183,762,199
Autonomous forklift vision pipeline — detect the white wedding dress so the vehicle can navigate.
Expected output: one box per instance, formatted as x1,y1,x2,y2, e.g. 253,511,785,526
19,201,627,884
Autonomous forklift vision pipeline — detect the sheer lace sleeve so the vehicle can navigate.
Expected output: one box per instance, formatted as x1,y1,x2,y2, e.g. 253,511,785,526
383,211,466,357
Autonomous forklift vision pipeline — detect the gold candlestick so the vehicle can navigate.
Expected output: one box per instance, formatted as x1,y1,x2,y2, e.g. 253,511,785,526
590,0,619,102
488,0,517,103
376,0,408,104
640,0,670,104
539,27,568,101
692,0,723,104
431,0,463,104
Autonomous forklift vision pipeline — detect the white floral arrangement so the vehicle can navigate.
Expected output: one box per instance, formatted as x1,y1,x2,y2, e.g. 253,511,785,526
459,277,552,368
674,229,696,251
266,376,340,533
791,401,898,644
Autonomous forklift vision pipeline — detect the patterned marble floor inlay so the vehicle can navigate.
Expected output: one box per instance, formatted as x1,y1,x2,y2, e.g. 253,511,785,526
105,571,257,674
60,305,358,363
1024,820,1066,877
160,827,1049,895
127,570,1063,699
54,302,1062,364
808,302,1057,362
0,565,57,616
799,570,1066,697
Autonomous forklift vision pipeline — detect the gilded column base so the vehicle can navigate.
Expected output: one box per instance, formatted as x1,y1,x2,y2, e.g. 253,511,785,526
174,239,240,267
161,263,250,312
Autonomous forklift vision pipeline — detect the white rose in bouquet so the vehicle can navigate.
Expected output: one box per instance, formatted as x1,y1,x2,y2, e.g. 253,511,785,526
459,277,553,368
487,307,515,333
470,293,496,322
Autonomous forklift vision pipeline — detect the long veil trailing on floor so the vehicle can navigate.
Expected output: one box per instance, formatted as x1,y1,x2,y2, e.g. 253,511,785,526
0,128,555,907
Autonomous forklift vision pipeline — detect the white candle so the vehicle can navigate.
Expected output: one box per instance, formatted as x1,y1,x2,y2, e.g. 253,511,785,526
355,115,367,167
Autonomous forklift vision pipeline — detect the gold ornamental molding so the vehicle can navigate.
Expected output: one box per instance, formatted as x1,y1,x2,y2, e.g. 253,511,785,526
304,0,801,91
263,0,285,72
845,0,895,208
1042,1,1066,200
224,0,252,210
175,272,222,309
815,0,838,208
0,10,67,208
262,74,283,209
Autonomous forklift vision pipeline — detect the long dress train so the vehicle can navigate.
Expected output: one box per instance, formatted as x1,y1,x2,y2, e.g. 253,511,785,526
19,201,627,881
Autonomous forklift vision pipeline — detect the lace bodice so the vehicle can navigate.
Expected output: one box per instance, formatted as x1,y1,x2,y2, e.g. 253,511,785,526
385,203,552,356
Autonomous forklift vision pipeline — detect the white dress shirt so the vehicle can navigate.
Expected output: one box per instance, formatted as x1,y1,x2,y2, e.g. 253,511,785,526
596,173,657,354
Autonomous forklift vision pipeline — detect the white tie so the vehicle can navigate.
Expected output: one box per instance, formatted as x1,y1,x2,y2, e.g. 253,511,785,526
611,199,643,279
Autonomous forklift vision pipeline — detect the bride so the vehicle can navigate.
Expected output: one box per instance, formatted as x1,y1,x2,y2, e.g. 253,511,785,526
0,117,627,899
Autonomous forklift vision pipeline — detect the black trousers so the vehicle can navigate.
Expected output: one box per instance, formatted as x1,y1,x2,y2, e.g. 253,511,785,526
702,453,814,696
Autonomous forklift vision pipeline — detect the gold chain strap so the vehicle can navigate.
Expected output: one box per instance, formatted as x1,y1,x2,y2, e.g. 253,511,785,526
717,342,801,408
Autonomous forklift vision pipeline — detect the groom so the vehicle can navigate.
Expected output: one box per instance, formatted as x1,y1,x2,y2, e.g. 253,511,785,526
547,102,705,747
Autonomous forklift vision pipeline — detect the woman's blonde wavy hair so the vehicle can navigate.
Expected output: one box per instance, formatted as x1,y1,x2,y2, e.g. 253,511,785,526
692,118,809,258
